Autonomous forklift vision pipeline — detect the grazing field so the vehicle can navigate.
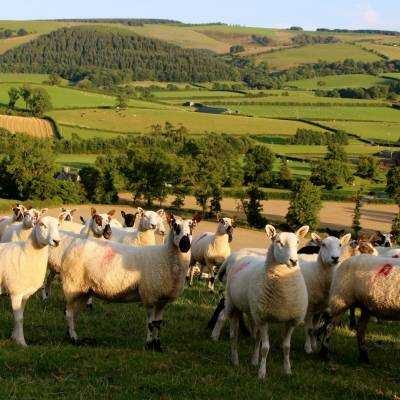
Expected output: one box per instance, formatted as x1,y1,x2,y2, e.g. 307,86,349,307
59,125,126,139
320,120,400,141
382,72,400,80
49,108,325,136
55,153,97,168
0,114,54,138
0,34,39,54
0,73,58,84
254,43,383,70
286,74,391,90
153,89,244,99
234,104,400,122
361,42,400,60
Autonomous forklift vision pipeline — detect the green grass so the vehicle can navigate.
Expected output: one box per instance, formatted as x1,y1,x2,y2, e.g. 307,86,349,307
0,83,117,109
382,73,400,81
55,153,97,168
286,74,391,90
319,121,400,141
48,108,325,136
0,73,64,84
59,125,126,139
233,104,400,122
153,90,244,99
362,42,400,60
0,282,398,399
254,43,383,70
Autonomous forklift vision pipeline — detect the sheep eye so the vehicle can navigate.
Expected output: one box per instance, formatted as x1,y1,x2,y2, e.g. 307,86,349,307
321,243,326,247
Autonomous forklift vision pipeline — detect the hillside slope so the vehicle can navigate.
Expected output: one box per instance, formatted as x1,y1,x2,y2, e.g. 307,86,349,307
0,27,238,82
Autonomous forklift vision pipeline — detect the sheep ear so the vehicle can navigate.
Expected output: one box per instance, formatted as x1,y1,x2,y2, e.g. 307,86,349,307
296,225,309,238
71,209,77,214
166,213,175,226
193,213,202,224
121,211,126,217
58,214,65,223
265,224,277,239
340,233,352,246
91,208,97,216
311,232,322,244
40,208,48,215
157,209,165,217
108,210,116,217
137,207,144,215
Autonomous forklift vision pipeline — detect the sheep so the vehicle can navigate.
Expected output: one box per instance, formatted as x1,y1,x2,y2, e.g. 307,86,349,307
188,216,232,290
299,232,352,354
1,208,46,243
41,208,113,301
0,203,26,238
298,227,346,254
319,255,400,363
0,215,60,346
56,213,200,350
110,208,166,246
212,224,309,379
121,210,136,228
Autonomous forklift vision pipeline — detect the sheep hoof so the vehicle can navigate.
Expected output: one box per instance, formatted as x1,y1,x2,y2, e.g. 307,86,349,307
86,303,93,311
145,339,163,352
359,351,370,364
319,346,331,361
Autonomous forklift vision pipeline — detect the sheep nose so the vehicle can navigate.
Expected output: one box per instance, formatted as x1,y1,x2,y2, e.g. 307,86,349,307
384,243,390,247
331,256,339,264
289,258,297,267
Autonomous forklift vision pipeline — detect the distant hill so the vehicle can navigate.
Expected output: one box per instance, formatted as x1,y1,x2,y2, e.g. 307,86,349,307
0,27,238,82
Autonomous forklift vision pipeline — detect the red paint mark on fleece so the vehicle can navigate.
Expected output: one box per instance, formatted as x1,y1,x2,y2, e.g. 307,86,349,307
0,216,7,223
375,264,393,278
102,247,116,266
231,261,251,278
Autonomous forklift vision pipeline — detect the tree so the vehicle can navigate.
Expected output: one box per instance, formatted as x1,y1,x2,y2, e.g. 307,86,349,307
115,92,128,109
286,180,322,230
386,165,400,202
351,190,363,238
48,73,62,86
19,85,32,110
27,88,52,116
210,186,222,216
278,158,293,187
356,156,379,179
8,87,19,109
310,159,353,190
241,184,267,228
325,142,347,162
230,45,245,54
391,206,400,245
244,145,274,186
17,28,28,36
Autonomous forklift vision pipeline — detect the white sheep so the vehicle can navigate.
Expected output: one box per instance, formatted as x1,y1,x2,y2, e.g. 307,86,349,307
0,215,60,346
299,232,351,354
188,216,232,290
212,224,309,379
0,203,26,238
110,208,166,246
320,254,400,362
58,214,199,350
1,208,47,243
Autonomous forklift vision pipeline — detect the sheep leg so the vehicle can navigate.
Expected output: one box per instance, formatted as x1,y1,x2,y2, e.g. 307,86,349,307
65,297,88,343
349,306,357,330
251,326,261,366
86,297,94,310
207,264,215,292
258,323,270,380
188,263,196,287
211,307,226,341
145,307,155,349
282,323,295,375
11,295,27,347
41,269,57,301
145,305,165,352
229,313,240,366
357,309,370,363
304,314,314,354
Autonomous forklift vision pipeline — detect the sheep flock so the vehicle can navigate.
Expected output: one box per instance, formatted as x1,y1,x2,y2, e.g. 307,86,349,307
0,204,399,381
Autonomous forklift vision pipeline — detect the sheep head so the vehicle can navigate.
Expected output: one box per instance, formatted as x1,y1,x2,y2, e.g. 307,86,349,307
35,216,61,247
12,203,26,222
167,213,195,253
266,224,309,267
311,232,352,266
217,216,234,242
59,208,76,222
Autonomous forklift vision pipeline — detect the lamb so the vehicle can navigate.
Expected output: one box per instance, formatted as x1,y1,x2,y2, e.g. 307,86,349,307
320,255,400,363
188,216,232,290
212,224,309,379
298,227,346,254
299,232,351,354
58,213,200,350
110,208,166,246
77,208,113,239
1,208,46,243
0,215,60,346
0,203,26,238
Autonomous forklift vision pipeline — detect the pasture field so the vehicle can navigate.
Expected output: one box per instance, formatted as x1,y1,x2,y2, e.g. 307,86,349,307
153,90,244,99
59,125,126,139
320,121,400,141
361,42,400,60
0,83,117,109
0,207,398,398
48,108,325,136
0,114,54,138
382,73,400,80
286,74,391,90
233,104,400,122
0,20,83,34
0,34,39,54
0,73,61,84
55,153,97,168
254,43,383,70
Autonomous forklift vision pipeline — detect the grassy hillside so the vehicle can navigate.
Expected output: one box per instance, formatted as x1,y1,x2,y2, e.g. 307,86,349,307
48,108,323,136
0,34,39,55
0,115,54,138
254,43,383,70
286,74,391,90
362,42,400,59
